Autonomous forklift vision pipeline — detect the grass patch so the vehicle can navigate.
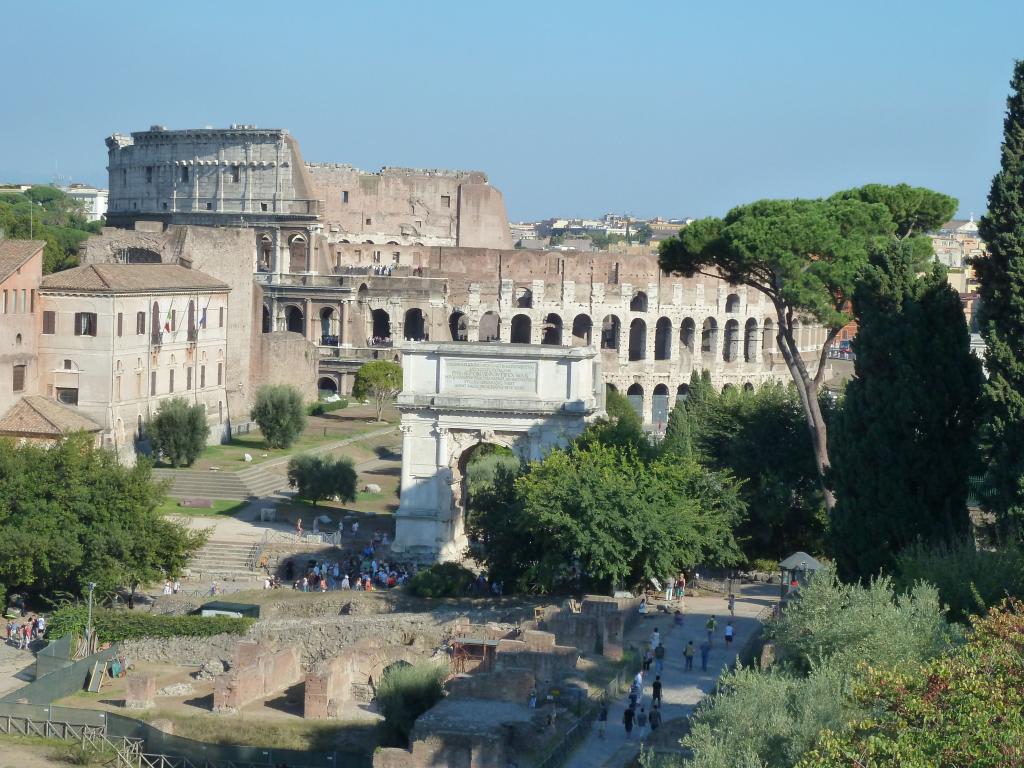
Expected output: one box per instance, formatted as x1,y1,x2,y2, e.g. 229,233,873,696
157,499,247,517
134,711,368,751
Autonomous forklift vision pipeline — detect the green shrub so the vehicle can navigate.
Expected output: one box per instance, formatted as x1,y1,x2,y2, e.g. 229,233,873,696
250,385,307,448
376,661,448,746
48,605,253,643
287,453,357,505
147,397,210,467
406,563,475,598
308,398,349,416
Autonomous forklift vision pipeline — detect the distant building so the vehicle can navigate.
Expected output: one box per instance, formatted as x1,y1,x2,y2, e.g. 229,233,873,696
63,184,109,221
0,239,44,417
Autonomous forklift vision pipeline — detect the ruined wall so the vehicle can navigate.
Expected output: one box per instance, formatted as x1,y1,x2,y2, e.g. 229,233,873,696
213,645,301,713
256,331,318,403
494,631,579,688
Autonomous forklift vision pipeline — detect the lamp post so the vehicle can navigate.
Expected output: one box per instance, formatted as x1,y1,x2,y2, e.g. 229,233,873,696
86,582,97,648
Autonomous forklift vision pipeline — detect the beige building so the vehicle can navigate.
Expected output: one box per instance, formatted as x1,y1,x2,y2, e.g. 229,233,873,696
0,240,44,417
37,263,231,460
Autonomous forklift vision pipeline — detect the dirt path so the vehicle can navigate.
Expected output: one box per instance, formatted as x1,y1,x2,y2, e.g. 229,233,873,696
0,743,69,768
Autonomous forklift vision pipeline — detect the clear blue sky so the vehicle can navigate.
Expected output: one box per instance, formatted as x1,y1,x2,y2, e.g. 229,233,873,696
2,0,1022,221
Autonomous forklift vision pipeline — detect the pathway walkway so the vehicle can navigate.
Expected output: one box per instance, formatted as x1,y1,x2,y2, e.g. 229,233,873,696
564,585,776,768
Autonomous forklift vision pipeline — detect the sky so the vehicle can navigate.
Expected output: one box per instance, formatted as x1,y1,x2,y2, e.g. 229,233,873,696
1,0,1022,222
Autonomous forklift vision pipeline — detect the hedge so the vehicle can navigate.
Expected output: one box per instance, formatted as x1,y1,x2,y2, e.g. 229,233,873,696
48,605,254,643
407,563,476,598
308,398,349,416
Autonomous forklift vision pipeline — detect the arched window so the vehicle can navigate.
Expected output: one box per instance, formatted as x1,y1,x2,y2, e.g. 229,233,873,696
652,383,670,427
630,291,648,312
320,307,337,345
285,305,304,335
724,319,740,362
571,314,592,346
762,318,775,352
289,235,308,273
511,314,532,344
600,315,620,350
744,319,758,362
404,308,426,341
371,309,391,343
515,287,533,309
478,311,500,342
676,383,690,402
654,317,671,360
258,234,272,272
680,318,696,353
701,318,718,355
628,319,647,361
626,383,644,421
542,313,562,345
449,311,468,342
725,293,741,313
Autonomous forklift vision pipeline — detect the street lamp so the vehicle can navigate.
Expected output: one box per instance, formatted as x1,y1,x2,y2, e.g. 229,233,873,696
86,582,97,650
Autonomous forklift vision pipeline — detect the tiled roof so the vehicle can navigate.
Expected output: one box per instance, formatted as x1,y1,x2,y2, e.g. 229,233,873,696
41,264,229,293
0,239,45,283
0,396,102,437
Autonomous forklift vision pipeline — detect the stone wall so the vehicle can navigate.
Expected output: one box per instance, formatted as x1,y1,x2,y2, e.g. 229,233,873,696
493,631,579,689
446,669,535,703
213,645,301,713
256,332,318,403
540,595,640,661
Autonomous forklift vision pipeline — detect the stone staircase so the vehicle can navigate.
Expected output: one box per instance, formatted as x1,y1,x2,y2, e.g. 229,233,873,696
154,465,287,501
186,540,261,582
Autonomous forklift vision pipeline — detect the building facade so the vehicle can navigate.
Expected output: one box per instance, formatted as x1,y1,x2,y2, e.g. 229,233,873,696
63,184,109,222
37,263,231,460
0,240,44,417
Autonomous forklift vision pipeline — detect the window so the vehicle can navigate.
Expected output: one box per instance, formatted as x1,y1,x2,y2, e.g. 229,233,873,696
15,333,21,345
63,359,73,370
122,169,127,185
117,312,123,337
74,312,97,337
20,289,26,312
136,311,146,334
1,290,6,313
217,363,223,386
169,369,175,393
42,311,55,334
12,365,25,393
30,290,34,312
219,306,225,327
260,202,268,212
200,365,206,388
56,387,78,405
365,218,372,225
150,371,156,396
146,166,153,183
186,367,192,390
231,166,240,183
180,166,189,183
136,372,142,397
342,191,349,203
206,202,212,210
441,194,451,208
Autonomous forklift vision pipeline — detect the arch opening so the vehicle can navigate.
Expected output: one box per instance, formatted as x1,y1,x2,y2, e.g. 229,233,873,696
680,317,696,353
510,314,532,344
676,383,690,402
318,377,338,396
288,234,309,273
479,311,500,342
744,319,758,362
515,287,533,309
449,311,468,342
701,317,718,355
762,318,775,352
724,319,740,362
626,383,644,421
652,383,670,428
371,309,392,345
628,318,647,361
542,313,563,345
725,293,741,313
600,315,620,350
630,291,649,312
320,307,338,345
571,314,592,346
654,317,672,360
285,305,305,335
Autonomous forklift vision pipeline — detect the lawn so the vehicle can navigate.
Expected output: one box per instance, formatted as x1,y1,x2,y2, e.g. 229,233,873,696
157,499,248,517
159,403,398,472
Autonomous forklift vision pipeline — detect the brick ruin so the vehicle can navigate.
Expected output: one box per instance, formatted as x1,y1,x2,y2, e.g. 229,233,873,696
212,641,302,714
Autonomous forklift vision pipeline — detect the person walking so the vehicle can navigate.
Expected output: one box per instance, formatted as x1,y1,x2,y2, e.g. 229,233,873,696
649,705,662,733
700,640,711,671
705,615,717,646
295,518,303,541
597,700,608,739
684,640,695,671
727,593,736,616
651,675,663,707
725,620,735,647
636,707,648,740
623,705,635,738
654,642,666,673
649,626,661,649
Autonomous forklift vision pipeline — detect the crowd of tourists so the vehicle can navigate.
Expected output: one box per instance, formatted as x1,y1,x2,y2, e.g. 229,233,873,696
4,614,44,650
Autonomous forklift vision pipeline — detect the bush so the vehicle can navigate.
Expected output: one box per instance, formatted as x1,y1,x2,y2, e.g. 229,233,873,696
406,563,476,598
48,605,253,643
250,385,307,448
896,537,1024,622
308,398,349,416
286,453,357,506
376,661,448,746
147,397,210,467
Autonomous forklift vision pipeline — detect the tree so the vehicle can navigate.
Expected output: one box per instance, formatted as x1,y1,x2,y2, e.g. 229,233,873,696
0,187,99,273
352,360,402,421
468,441,745,592
661,401,692,458
974,60,1024,537
800,601,1024,768
250,385,307,448
376,661,448,747
830,242,982,580
578,386,651,456
684,381,828,564
286,453,357,505
146,397,210,467
0,434,205,598
659,186,956,510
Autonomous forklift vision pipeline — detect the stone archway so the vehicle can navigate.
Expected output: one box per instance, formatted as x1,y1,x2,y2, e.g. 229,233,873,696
391,342,604,562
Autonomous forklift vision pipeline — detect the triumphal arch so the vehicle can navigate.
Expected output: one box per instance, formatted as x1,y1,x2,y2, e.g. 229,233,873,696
391,342,604,562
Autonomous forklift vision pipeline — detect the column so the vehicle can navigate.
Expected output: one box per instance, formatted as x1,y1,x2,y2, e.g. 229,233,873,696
305,298,313,342
339,301,347,346
399,424,414,494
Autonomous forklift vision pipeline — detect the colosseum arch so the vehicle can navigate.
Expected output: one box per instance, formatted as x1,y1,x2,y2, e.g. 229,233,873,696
744,319,759,362
262,305,271,333
654,317,672,360
724,319,740,362
600,315,621,350
478,312,500,342
357,283,369,303
743,382,755,392
404,308,426,341
652,383,670,426
371,309,392,342
514,287,533,309
320,307,337,344
571,314,593,346
680,317,696,353
318,376,338,396
511,314,532,344
285,305,305,335
725,292,741,313
628,319,647,361
676,382,689,402
288,234,308,273
630,291,649,313
626,383,644,419
123,247,162,264
257,234,272,272
762,318,775,352
541,313,563,345
701,317,718,355
449,311,468,342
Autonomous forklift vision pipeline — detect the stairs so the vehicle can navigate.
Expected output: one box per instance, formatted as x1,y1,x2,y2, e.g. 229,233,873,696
154,465,287,501
187,540,260,582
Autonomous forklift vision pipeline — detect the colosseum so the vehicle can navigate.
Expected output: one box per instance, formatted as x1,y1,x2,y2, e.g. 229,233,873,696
98,124,826,428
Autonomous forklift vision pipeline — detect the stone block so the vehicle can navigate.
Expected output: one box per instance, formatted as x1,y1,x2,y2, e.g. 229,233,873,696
125,675,156,710
521,630,555,650
232,640,275,669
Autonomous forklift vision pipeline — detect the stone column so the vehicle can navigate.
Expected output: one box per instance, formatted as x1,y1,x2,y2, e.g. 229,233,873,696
399,424,414,494
339,301,347,346
305,298,313,343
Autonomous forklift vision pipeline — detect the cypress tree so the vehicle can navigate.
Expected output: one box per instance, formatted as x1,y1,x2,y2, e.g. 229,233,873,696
662,400,693,457
975,60,1024,536
830,241,982,580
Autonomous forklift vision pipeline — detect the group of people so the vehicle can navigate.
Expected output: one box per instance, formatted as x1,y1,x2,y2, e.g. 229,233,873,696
160,579,181,595
4,615,44,650
280,545,418,594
